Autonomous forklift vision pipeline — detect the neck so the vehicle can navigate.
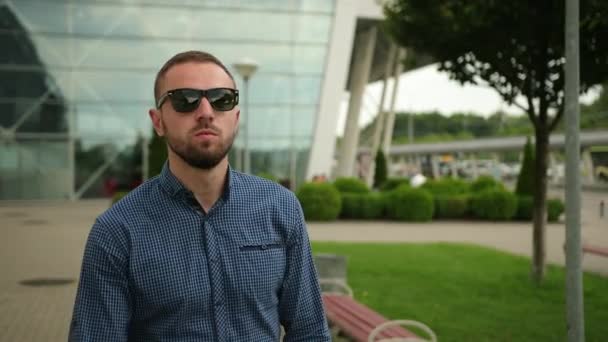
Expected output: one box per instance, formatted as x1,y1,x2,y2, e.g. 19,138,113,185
167,152,228,212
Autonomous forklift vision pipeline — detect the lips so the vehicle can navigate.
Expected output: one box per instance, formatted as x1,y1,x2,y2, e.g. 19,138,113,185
194,129,218,137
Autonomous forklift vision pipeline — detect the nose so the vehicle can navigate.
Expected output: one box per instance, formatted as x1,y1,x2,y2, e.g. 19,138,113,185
193,97,214,121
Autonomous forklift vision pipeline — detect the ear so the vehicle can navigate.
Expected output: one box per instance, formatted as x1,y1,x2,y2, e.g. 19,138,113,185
235,109,240,126
148,109,165,137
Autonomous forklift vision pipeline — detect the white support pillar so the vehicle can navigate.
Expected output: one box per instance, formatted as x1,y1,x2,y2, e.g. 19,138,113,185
336,26,377,178
582,148,595,184
382,48,406,156
366,43,397,187
471,154,479,179
431,155,440,179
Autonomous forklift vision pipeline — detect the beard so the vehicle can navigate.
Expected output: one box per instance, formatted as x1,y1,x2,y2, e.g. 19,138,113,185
163,122,236,170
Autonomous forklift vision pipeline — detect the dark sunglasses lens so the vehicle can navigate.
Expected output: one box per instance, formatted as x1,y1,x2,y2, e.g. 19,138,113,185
207,89,237,111
171,89,202,112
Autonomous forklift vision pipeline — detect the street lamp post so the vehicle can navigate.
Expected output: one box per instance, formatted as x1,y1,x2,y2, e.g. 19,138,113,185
233,57,258,174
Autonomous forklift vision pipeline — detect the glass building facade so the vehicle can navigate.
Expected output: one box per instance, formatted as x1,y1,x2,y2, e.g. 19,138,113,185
0,0,335,199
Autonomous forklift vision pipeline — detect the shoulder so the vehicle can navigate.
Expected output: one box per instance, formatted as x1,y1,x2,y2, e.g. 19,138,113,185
232,172,300,208
92,176,166,246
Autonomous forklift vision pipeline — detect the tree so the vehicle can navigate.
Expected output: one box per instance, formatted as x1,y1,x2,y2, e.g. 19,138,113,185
515,137,535,197
384,0,608,283
148,130,167,177
373,149,388,189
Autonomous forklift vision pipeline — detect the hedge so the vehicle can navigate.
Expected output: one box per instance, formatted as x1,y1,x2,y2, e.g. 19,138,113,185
471,189,517,220
422,178,470,196
333,177,370,194
385,185,434,222
471,176,505,193
380,178,410,192
548,198,565,222
340,192,384,220
434,195,470,219
296,183,341,221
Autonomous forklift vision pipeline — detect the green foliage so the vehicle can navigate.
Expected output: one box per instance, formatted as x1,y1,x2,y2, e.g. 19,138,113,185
547,198,565,222
385,186,434,221
379,178,410,192
373,150,388,189
312,242,608,342
148,131,167,177
256,172,278,182
515,196,534,221
422,178,470,196
434,195,470,219
296,183,341,221
515,137,535,196
340,193,384,220
112,191,129,204
471,189,517,220
333,177,370,194
471,176,505,193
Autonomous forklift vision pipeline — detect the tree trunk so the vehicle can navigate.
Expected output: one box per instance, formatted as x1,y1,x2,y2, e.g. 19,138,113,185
531,124,549,284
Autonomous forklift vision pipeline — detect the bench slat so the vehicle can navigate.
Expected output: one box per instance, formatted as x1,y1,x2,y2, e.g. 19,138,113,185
582,244,608,257
323,294,418,341
327,295,412,339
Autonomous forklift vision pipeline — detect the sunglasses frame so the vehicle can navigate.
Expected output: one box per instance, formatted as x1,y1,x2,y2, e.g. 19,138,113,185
156,87,239,112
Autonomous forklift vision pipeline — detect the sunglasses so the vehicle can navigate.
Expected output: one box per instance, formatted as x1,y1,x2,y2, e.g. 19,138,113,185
157,88,239,112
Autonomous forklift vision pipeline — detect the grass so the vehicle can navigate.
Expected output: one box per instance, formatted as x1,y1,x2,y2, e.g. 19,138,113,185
312,242,608,342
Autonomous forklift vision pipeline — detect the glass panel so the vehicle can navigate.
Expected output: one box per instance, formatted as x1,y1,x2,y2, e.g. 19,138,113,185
297,0,336,13
75,137,143,198
293,45,328,74
0,140,71,200
68,3,293,42
9,1,67,34
247,105,291,143
295,14,333,43
294,76,323,104
291,105,316,137
75,104,150,138
247,75,292,105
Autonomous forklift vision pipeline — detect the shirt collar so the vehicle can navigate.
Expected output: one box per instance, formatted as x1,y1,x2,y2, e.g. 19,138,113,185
159,161,236,202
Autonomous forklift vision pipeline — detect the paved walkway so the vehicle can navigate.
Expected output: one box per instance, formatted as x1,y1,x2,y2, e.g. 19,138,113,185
1,191,606,341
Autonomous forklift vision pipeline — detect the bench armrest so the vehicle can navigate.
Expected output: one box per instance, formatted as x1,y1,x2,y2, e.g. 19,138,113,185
368,319,437,342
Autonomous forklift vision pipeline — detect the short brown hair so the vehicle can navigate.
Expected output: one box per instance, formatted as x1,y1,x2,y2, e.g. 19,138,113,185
153,50,236,103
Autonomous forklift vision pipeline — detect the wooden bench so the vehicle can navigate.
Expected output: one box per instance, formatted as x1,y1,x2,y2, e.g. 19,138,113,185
320,280,436,342
582,244,608,258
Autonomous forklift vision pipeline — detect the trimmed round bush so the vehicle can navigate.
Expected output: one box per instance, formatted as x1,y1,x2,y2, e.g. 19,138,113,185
434,195,470,219
296,183,341,221
380,178,410,192
515,196,534,221
384,185,434,222
471,176,505,193
471,189,517,220
422,178,470,196
340,193,384,220
548,198,565,222
333,177,370,194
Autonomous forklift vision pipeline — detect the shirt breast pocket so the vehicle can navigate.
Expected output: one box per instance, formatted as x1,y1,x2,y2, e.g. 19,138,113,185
237,240,287,298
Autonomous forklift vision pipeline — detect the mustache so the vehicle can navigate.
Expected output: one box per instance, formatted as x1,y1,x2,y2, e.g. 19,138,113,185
190,124,221,135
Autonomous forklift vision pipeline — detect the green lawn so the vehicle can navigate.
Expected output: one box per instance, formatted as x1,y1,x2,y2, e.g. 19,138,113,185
312,242,608,342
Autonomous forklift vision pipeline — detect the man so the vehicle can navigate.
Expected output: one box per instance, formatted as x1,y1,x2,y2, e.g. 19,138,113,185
69,51,331,341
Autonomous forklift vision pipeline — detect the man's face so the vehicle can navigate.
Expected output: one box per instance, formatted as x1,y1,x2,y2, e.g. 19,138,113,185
149,62,239,170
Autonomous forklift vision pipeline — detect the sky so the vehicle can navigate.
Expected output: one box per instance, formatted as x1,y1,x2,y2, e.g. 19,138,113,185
336,63,601,136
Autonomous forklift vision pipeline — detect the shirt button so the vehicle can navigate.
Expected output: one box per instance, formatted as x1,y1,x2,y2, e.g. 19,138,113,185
215,300,222,307
261,244,268,250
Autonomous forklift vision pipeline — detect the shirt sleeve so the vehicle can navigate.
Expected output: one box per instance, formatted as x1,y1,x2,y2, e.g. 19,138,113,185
279,200,331,342
69,220,131,342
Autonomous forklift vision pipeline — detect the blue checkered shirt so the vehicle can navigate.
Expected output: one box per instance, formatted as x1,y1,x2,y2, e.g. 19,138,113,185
69,163,330,341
